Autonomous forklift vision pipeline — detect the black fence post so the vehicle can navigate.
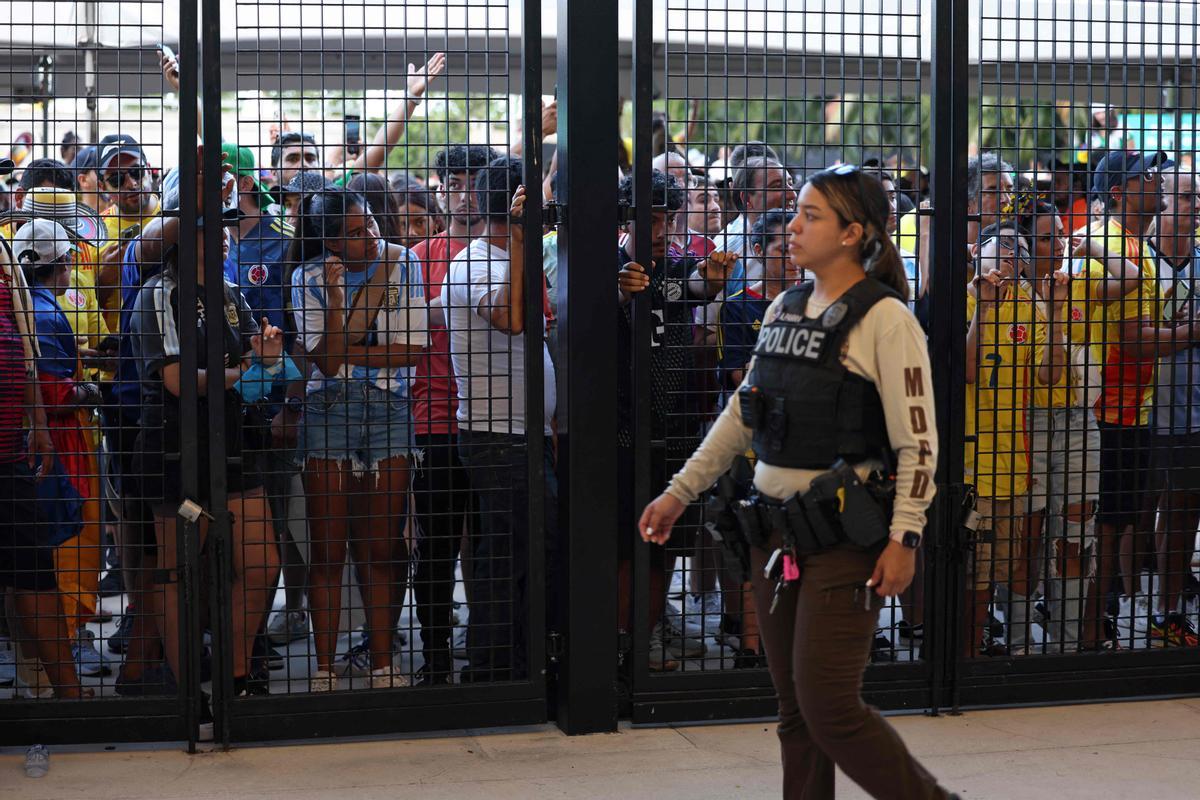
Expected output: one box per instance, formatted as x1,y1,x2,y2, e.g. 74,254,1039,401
199,0,230,747
554,0,620,735
628,0,654,692
521,0,548,706
176,0,204,754
928,0,970,714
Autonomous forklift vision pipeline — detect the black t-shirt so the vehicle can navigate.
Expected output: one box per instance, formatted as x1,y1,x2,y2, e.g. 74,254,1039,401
616,246,706,455
130,271,257,445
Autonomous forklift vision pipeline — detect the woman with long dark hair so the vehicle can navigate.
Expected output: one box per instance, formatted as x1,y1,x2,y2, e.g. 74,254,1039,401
289,187,427,691
639,167,957,798
130,203,283,699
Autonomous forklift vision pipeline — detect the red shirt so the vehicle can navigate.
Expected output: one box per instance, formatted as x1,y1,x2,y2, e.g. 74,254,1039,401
410,233,467,436
0,280,28,463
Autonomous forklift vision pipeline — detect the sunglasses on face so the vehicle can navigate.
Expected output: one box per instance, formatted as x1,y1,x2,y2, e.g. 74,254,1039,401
982,235,1031,264
104,167,145,189
279,132,317,146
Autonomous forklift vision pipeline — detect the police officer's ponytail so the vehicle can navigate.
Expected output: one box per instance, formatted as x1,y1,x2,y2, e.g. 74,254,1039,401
808,167,910,303
860,230,910,302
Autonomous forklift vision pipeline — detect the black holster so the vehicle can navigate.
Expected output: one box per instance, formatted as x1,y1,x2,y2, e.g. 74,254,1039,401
703,457,756,580
828,460,891,549
751,459,893,555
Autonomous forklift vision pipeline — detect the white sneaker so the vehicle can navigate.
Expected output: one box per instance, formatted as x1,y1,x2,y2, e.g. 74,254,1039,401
664,601,703,640
369,665,410,689
687,591,723,637
1116,595,1151,644
72,629,112,677
309,669,337,692
661,616,707,659
267,610,309,645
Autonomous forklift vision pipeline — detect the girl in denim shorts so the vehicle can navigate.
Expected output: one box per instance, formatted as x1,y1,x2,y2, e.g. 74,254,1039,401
290,188,428,691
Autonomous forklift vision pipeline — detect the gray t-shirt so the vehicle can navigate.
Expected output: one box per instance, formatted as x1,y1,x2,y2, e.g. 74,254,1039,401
1152,244,1200,435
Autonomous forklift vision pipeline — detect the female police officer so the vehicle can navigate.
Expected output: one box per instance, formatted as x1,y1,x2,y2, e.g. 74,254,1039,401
639,166,955,799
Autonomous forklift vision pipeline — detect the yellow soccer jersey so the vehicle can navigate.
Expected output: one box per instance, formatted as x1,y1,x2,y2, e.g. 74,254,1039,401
0,223,106,350
965,283,1035,499
1030,276,1091,409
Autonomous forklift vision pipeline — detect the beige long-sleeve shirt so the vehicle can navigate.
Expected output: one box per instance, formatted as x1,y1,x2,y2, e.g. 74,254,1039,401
665,287,938,543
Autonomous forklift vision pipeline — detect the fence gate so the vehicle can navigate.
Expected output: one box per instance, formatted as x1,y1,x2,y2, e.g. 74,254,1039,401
205,0,555,743
3,0,1200,748
0,0,197,746
623,0,940,724
951,0,1200,709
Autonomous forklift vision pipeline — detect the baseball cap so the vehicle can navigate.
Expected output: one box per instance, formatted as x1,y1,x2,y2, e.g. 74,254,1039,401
1090,151,1174,200
220,141,269,205
10,218,77,265
282,171,334,199
71,145,99,174
99,134,148,171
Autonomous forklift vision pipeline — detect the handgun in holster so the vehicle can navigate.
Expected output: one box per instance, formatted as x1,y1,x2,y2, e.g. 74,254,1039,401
828,459,891,549
733,498,766,551
704,459,755,578
801,470,849,551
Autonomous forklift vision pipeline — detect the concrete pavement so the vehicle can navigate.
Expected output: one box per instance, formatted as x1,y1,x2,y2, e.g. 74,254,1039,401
4,698,1200,799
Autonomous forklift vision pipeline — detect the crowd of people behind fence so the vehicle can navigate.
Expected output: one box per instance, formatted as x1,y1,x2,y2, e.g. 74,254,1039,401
0,51,1197,703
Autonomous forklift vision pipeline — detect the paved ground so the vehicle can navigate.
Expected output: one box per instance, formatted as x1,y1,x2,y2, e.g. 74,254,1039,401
4,697,1200,798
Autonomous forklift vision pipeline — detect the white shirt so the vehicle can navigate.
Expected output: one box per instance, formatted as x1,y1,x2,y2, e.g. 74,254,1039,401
444,238,556,435
715,214,748,257
292,247,428,396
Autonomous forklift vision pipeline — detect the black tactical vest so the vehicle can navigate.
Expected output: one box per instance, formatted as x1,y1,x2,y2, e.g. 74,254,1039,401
742,278,896,470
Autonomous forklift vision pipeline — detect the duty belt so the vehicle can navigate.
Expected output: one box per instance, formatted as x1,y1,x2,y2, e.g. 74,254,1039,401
734,460,893,555
737,489,843,555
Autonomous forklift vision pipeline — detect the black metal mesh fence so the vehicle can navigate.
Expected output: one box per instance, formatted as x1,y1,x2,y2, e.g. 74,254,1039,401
0,0,1197,745
624,0,928,690
966,0,1200,664
223,0,531,700
0,0,175,707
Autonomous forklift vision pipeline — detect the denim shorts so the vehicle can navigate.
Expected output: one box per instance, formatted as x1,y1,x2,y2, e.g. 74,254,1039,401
301,381,418,473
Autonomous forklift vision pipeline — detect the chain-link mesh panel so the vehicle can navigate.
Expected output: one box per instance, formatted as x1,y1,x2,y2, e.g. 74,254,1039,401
0,1,183,716
965,0,1200,666
220,0,557,711
624,0,928,702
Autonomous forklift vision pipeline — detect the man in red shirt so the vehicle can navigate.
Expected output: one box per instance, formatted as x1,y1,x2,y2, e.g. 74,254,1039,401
408,144,497,685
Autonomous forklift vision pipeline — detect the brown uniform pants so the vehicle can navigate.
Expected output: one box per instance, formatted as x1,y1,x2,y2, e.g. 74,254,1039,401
751,543,952,799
